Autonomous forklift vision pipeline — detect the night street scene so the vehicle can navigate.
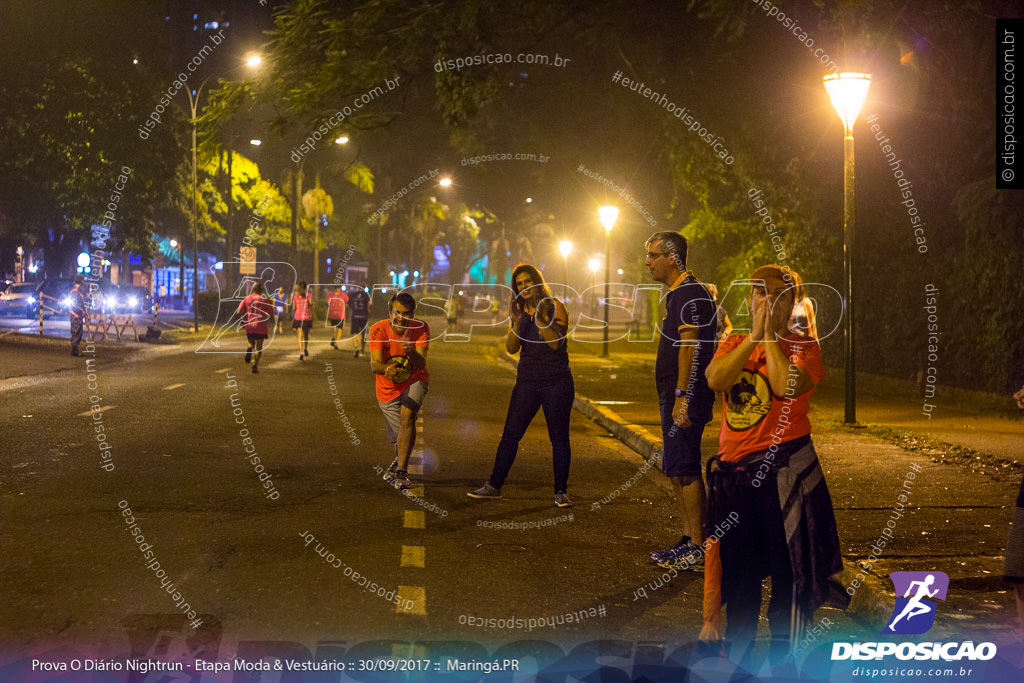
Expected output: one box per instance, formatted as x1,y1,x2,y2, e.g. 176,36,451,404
3,1,1024,681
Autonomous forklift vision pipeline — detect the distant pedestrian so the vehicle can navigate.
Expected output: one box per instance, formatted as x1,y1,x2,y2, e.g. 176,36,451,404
644,232,717,570
348,285,370,358
236,282,273,373
273,287,287,333
706,284,733,342
69,275,86,356
369,292,430,491
1003,383,1024,633
701,264,842,661
468,264,574,508
446,293,459,332
291,281,313,360
327,284,348,349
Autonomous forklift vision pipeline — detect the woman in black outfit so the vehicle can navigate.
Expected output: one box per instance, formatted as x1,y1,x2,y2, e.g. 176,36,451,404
468,264,575,507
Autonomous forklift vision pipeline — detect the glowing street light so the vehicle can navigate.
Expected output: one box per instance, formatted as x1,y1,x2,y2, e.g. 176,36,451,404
598,206,619,357
169,239,185,305
823,71,871,425
245,54,262,68
335,135,349,145
438,176,453,188
558,240,573,300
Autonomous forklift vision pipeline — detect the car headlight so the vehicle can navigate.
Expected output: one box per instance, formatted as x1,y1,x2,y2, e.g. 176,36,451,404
27,296,36,304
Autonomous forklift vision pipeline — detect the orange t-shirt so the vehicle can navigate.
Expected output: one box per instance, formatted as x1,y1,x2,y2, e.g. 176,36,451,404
368,319,430,401
714,333,824,462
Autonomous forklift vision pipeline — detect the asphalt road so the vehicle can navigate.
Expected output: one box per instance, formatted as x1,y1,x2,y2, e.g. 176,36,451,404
7,319,821,665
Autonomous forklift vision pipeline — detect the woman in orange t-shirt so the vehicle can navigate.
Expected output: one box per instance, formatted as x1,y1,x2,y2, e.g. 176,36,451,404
290,281,314,360
701,265,842,662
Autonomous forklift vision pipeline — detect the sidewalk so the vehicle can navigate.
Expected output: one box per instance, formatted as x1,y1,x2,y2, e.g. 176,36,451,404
496,335,1024,642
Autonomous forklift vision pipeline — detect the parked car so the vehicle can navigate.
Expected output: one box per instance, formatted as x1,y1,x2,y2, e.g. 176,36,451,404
91,282,122,315
118,285,154,314
38,279,76,318
0,281,43,317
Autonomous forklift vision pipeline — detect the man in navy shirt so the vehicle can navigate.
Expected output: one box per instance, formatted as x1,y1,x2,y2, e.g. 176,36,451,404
645,231,717,570
348,285,371,358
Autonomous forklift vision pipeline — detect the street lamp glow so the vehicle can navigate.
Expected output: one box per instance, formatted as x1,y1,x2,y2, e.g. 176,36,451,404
246,54,262,68
250,139,262,146
823,71,871,425
823,72,871,133
335,136,349,145
597,206,618,357
169,239,178,248
598,205,619,232
588,257,600,273
558,240,573,259
439,176,452,187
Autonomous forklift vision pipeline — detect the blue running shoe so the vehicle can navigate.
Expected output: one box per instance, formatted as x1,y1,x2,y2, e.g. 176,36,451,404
650,536,691,564
656,543,705,571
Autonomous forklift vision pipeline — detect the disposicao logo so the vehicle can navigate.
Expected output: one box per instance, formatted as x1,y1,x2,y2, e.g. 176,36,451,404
832,569,996,662
882,570,949,635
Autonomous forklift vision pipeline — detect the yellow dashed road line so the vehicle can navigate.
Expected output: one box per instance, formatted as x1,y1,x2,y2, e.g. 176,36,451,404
404,511,426,529
400,545,425,568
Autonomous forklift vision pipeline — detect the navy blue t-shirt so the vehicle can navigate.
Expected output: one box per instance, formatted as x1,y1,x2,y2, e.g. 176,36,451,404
349,289,370,318
655,272,717,418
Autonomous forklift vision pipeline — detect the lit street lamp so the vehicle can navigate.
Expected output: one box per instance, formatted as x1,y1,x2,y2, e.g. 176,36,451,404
598,206,619,357
587,256,601,318
558,239,573,301
823,71,871,425
170,239,184,306
186,56,261,332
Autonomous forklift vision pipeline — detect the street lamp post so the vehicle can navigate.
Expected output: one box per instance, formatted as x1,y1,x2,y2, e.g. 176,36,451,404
170,239,184,307
184,55,262,333
824,72,871,425
598,206,619,358
558,240,573,301
186,78,212,333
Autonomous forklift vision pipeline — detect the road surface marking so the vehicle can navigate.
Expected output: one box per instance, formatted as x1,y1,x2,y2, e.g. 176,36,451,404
404,511,425,529
162,383,186,391
77,405,116,417
408,450,424,476
407,484,425,498
400,545,425,568
214,368,232,373
397,585,426,615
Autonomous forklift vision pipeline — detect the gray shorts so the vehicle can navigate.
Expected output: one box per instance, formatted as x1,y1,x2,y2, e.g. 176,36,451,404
378,381,428,444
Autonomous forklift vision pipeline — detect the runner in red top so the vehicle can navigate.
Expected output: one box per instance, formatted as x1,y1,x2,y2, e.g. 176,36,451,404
236,282,274,373
290,281,313,360
326,285,349,349
369,292,430,491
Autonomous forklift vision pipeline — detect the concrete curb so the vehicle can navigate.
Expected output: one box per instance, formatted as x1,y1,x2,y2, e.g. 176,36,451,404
492,342,892,631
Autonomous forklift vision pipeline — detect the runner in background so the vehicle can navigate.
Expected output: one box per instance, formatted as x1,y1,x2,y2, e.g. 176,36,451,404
348,285,371,358
327,284,348,349
291,281,313,361
237,282,274,374
272,287,287,334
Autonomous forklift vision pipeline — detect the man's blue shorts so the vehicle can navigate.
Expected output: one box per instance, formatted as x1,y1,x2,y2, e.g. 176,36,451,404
659,400,708,478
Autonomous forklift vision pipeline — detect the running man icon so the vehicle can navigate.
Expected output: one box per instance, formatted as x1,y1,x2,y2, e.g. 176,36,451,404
882,571,950,635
